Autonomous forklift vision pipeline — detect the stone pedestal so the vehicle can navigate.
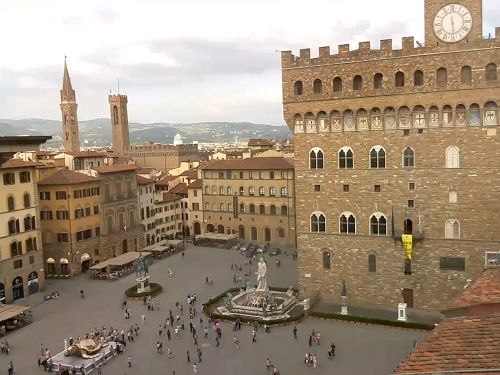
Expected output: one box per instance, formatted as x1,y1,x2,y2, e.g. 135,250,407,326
398,303,407,321
341,306,348,315
136,276,151,294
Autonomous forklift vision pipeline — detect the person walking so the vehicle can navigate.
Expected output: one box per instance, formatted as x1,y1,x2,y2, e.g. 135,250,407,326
233,335,239,350
167,329,171,340
7,361,14,375
193,363,198,373
80,290,85,299
196,347,202,363
293,326,298,339
252,329,257,343
127,354,132,367
309,334,312,347
187,350,191,363
167,347,172,359
203,326,208,339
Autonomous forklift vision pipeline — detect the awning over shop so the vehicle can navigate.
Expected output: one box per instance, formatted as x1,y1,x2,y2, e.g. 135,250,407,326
89,261,108,270
60,258,69,264
0,305,29,323
46,258,55,264
81,253,91,262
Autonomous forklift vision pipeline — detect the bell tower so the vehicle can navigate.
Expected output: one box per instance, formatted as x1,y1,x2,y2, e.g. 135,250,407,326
424,0,483,47
60,59,81,153
108,93,130,155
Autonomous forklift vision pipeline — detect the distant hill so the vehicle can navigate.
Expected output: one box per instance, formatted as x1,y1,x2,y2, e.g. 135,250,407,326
0,118,291,148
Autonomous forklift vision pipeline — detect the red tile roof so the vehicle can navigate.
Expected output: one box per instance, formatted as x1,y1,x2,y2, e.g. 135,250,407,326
247,139,274,147
0,159,41,170
449,268,500,310
180,170,198,178
188,179,203,189
156,192,180,203
156,175,176,186
136,175,154,186
93,164,137,174
395,315,500,374
168,183,187,194
69,150,108,158
201,157,293,170
39,169,98,185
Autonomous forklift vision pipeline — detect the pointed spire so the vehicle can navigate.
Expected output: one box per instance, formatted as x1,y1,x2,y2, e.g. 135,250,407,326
61,57,75,102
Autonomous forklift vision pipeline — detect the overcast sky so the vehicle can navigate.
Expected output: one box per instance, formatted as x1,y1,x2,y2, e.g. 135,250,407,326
0,0,498,125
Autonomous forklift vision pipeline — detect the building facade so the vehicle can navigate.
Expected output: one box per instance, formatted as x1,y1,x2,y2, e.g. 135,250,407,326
93,164,144,259
38,169,101,276
109,94,130,155
0,160,44,303
282,0,500,309
127,142,200,172
60,60,80,153
187,179,203,237
154,192,182,241
137,175,156,246
201,157,296,247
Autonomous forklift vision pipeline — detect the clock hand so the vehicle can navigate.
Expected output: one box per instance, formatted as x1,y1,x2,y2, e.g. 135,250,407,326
450,15,455,34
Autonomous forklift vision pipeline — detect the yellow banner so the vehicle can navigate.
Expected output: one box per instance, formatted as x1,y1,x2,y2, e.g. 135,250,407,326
402,234,413,260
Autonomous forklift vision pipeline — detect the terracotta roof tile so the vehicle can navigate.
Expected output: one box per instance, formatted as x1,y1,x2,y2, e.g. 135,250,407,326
395,315,500,373
156,175,175,185
180,170,198,178
201,157,293,170
248,138,274,147
156,192,180,203
0,159,41,170
39,169,98,185
69,150,108,158
449,268,500,310
188,179,203,189
168,183,187,194
93,164,137,174
136,175,154,186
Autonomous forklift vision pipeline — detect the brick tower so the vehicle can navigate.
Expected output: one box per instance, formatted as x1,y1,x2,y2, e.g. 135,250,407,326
109,94,130,155
60,59,80,153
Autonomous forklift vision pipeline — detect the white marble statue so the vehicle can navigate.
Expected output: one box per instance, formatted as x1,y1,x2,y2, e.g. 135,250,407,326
256,257,267,291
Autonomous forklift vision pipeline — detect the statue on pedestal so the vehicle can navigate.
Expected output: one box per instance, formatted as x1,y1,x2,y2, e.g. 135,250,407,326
256,258,267,291
135,254,149,278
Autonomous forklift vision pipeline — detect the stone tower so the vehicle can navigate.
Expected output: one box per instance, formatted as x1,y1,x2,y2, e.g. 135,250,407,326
60,59,80,153
109,94,130,155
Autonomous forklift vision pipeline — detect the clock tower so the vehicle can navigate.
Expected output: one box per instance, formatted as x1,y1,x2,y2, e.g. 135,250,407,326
60,59,81,153
424,0,483,47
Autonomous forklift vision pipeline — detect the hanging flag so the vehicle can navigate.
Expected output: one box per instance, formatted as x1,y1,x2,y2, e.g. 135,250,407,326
402,234,413,260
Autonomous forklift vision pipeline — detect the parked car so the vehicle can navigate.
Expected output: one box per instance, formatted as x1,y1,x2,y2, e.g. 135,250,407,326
270,248,282,256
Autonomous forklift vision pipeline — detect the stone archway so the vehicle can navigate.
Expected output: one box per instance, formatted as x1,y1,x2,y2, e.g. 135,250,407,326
12,276,24,300
207,224,215,233
28,271,39,295
122,239,128,253
217,224,224,234
194,222,201,235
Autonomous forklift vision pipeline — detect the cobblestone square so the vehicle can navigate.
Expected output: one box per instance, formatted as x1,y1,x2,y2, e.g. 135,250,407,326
6,245,426,375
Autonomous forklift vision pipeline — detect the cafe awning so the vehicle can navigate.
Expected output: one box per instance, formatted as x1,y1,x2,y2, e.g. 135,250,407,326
0,305,29,323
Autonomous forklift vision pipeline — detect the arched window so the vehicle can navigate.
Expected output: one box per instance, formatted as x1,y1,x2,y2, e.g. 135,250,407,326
23,193,30,209
219,186,225,195
7,196,14,211
220,203,225,212
24,216,32,231
370,213,387,235
259,205,266,214
251,227,258,241
395,71,405,87
460,66,472,83
270,205,276,215
239,203,245,213
414,70,424,86
205,202,211,211
469,104,480,126
339,147,354,169
281,205,288,216
248,187,255,196
373,73,383,89
403,147,415,168
211,186,217,195
353,75,363,91
333,77,342,92
323,250,331,269
370,146,386,169
340,212,356,234
485,63,497,81
313,79,322,94
278,228,285,238
309,148,324,169
269,187,276,196
436,67,447,86
204,186,210,195
280,187,287,197
445,219,460,239
8,219,16,235
10,242,21,257
404,219,413,234
26,238,33,252
239,186,244,196
484,101,498,126
310,212,326,233
294,81,303,95
259,187,265,196
368,254,377,273
446,146,460,168
227,187,233,195
249,204,255,214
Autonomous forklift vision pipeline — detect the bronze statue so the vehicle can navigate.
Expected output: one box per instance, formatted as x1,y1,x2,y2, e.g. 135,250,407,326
134,253,149,278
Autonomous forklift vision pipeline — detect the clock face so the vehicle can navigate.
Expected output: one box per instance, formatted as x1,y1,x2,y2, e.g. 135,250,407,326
433,3,472,43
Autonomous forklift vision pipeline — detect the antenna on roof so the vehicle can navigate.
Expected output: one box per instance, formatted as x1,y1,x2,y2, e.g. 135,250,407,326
117,79,120,95
416,41,423,47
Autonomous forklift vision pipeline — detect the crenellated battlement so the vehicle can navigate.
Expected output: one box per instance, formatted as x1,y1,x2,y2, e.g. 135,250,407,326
282,27,500,68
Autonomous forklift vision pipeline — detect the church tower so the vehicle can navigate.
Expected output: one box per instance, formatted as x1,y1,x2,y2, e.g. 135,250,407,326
60,59,80,153
109,93,130,155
